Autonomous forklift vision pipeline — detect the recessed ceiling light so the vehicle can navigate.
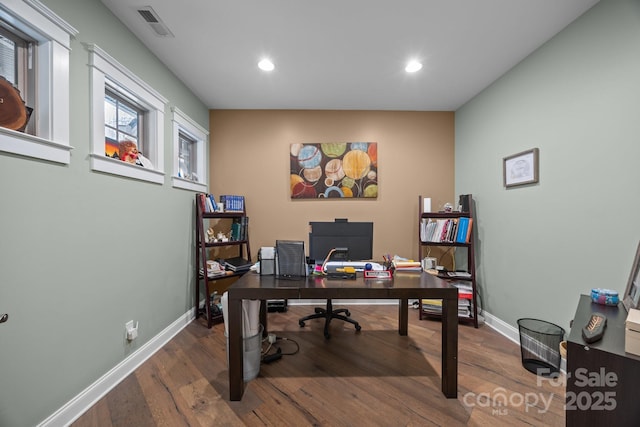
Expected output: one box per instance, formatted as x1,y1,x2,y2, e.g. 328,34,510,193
405,60,422,73
258,58,275,71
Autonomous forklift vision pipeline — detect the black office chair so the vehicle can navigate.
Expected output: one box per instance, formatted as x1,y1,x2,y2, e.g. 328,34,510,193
298,300,361,339
299,248,362,338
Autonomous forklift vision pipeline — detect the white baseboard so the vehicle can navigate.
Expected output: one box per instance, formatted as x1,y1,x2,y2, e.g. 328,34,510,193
37,310,195,427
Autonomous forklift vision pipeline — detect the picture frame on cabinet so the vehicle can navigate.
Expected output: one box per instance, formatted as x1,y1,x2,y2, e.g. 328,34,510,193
503,148,539,188
623,241,640,312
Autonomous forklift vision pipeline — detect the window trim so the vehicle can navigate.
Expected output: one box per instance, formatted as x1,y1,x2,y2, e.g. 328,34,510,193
171,107,208,192
86,43,166,184
0,0,77,164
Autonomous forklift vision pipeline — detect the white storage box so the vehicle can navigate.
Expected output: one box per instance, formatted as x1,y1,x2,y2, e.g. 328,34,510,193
625,308,640,355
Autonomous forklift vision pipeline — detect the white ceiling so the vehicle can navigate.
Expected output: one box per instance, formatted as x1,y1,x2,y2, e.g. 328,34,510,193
100,0,599,111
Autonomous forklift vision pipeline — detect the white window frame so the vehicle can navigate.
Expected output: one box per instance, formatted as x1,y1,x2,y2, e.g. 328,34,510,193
0,0,77,164
86,43,166,184
171,107,208,192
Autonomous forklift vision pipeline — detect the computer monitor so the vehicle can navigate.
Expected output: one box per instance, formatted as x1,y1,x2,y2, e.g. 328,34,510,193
308,219,373,263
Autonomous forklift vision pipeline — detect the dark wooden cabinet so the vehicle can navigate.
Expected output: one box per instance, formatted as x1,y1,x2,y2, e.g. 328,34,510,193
417,195,479,328
195,193,251,328
566,295,640,426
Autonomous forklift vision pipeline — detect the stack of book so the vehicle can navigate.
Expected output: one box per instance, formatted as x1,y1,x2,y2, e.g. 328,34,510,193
220,195,245,212
392,259,422,271
458,299,472,318
420,298,473,318
421,281,474,318
223,256,253,272
421,299,443,316
440,271,472,279
452,282,473,318
199,260,227,278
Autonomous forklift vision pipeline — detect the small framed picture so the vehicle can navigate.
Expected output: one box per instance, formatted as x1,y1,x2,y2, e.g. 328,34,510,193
623,241,640,312
503,148,539,188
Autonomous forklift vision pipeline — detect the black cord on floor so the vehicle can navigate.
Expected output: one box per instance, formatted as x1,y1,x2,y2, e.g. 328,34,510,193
275,336,300,356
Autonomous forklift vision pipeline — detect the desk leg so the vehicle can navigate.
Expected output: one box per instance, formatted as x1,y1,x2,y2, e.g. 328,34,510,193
228,297,244,401
441,295,458,398
398,298,408,336
260,300,268,338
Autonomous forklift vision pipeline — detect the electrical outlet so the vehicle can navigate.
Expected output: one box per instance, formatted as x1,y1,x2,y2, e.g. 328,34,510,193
125,320,137,341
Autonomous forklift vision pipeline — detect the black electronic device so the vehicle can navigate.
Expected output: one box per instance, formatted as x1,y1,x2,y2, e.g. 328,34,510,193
459,194,471,213
308,219,373,263
262,348,282,364
267,299,288,312
327,271,357,280
582,313,607,344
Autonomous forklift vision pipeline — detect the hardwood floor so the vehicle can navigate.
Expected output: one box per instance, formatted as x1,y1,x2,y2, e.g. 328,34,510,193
71,305,566,426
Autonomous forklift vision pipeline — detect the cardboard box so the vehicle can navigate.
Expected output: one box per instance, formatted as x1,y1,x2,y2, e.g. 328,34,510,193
625,308,640,355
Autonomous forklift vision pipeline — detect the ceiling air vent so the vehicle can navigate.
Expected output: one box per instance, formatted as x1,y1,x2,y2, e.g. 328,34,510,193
136,6,174,38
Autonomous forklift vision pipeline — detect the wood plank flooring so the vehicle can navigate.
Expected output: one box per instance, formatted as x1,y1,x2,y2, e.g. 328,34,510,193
71,305,566,426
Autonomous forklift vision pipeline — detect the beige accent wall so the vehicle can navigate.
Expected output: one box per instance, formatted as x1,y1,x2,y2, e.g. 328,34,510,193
209,110,455,263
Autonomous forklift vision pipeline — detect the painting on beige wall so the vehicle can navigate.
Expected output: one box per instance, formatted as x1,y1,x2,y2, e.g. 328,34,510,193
290,142,378,199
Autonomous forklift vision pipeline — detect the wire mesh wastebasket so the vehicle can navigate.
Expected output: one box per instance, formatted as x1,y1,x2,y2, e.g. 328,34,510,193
517,318,565,376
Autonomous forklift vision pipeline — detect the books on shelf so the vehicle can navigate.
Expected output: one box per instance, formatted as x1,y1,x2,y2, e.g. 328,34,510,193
458,299,472,317
198,193,247,213
220,195,245,212
421,298,472,318
224,256,253,272
421,299,443,315
455,217,473,243
451,281,473,300
420,216,472,244
198,193,219,213
199,260,228,278
230,216,249,241
421,280,474,318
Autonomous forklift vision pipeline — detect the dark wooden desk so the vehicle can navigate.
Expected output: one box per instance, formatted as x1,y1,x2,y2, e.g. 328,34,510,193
566,295,640,426
226,271,459,401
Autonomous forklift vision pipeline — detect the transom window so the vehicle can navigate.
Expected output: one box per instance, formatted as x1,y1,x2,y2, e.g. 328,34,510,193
0,22,36,135
0,1,75,164
104,88,146,160
87,43,165,184
171,107,207,192
178,131,198,181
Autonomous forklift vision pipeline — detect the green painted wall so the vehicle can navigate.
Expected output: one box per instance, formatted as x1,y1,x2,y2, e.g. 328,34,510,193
0,1,208,426
456,0,640,332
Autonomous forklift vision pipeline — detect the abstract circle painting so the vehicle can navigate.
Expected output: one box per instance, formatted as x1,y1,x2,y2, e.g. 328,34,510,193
290,142,378,199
